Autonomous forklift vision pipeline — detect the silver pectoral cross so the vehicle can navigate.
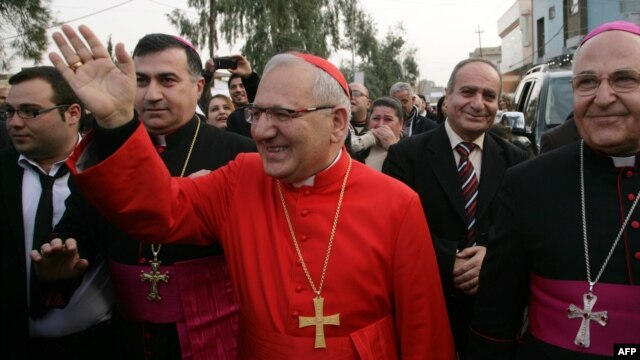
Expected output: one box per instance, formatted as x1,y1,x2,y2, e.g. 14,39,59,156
567,292,608,348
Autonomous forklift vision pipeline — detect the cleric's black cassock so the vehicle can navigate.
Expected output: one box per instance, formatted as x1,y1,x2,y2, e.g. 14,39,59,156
54,116,255,359
469,142,640,359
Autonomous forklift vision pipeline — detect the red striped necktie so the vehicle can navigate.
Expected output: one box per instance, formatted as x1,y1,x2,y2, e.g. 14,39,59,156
456,142,478,248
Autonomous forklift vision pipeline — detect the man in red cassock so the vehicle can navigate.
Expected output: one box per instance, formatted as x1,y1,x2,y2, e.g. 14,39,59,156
45,24,455,359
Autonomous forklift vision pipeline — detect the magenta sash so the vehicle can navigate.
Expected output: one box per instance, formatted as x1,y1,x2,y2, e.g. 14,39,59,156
109,256,239,360
237,314,399,360
529,274,640,356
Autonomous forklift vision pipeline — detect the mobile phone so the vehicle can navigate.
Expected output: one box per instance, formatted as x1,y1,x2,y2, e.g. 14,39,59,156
213,57,238,70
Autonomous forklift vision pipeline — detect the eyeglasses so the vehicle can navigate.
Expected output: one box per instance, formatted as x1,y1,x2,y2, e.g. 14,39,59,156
244,104,334,124
350,90,368,99
0,104,70,121
571,69,640,96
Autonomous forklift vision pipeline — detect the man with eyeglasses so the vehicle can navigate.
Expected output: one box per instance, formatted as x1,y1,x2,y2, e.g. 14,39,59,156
0,66,115,359
345,82,375,161
469,21,640,359
34,34,255,359
46,24,455,358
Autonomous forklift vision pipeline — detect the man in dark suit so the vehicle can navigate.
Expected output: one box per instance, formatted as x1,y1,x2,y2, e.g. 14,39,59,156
0,66,114,359
383,58,529,359
539,113,581,153
390,81,438,136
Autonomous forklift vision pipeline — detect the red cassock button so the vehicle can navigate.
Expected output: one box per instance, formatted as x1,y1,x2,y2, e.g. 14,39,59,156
301,209,309,216
629,193,636,201
296,285,303,292
156,146,165,153
300,235,309,242
292,311,299,318
138,257,147,264
303,190,311,196
631,221,640,229
635,251,640,260
296,259,302,266
626,170,634,178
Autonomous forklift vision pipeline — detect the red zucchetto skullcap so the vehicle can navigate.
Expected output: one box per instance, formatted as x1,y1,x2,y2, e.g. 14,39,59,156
294,53,350,97
580,20,640,46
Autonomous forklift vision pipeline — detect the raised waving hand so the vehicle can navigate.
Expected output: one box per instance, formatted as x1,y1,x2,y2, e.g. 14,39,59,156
49,24,136,128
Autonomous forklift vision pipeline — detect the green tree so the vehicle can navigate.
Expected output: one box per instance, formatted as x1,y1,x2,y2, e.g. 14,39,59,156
167,0,420,95
0,0,53,71
341,23,420,99
169,0,343,73
167,0,218,59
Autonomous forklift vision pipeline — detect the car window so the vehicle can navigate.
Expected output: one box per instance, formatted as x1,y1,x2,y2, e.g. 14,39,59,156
545,76,573,126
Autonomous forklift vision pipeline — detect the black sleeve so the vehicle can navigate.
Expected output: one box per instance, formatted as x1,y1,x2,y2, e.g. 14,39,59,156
88,115,141,162
242,72,260,103
468,170,530,359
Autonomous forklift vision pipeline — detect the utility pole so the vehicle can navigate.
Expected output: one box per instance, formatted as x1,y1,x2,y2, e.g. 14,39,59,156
475,25,484,58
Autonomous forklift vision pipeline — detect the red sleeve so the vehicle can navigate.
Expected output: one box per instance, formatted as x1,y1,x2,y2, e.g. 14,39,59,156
67,122,238,246
394,194,456,359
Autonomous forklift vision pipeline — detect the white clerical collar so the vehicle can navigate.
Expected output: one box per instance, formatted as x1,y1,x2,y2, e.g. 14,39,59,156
291,149,343,188
444,119,484,151
153,134,168,147
610,155,636,168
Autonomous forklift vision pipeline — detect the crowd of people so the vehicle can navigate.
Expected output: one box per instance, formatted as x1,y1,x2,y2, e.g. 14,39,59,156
0,19,639,360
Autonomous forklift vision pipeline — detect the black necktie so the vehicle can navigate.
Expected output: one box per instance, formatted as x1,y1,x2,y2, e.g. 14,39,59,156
30,164,68,318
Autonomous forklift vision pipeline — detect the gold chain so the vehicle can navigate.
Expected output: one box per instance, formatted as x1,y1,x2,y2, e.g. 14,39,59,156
277,157,352,296
152,118,202,256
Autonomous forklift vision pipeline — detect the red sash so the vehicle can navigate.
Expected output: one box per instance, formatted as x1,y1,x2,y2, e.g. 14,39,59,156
109,256,239,360
529,274,640,356
237,314,399,359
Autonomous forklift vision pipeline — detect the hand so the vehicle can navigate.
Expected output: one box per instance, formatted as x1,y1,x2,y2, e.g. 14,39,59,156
371,126,400,150
203,58,215,74
452,246,486,295
188,169,211,178
31,238,89,283
229,54,253,77
49,24,136,128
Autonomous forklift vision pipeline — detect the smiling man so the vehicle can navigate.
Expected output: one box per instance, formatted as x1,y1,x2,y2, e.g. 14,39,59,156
383,58,529,359
468,21,640,359
36,33,255,359
47,24,455,359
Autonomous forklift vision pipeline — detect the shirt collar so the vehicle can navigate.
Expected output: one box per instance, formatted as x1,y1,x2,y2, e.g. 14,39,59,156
17,133,81,175
444,119,484,151
290,149,344,188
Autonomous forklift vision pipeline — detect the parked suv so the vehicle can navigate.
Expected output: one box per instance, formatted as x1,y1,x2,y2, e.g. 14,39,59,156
511,65,573,152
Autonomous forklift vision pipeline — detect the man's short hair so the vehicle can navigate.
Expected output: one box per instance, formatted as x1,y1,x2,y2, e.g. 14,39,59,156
9,66,85,123
133,34,203,80
446,58,502,94
228,73,242,89
389,82,414,97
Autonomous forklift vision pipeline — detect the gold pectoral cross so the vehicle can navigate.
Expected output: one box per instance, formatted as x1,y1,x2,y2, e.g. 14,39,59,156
140,259,170,301
567,292,608,348
299,296,340,348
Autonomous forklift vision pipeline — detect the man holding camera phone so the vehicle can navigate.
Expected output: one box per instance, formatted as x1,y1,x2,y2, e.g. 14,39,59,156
202,54,260,138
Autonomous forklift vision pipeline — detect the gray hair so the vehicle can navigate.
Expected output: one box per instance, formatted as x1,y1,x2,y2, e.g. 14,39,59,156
446,58,502,94
389,82,414,97
263,54,351,120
